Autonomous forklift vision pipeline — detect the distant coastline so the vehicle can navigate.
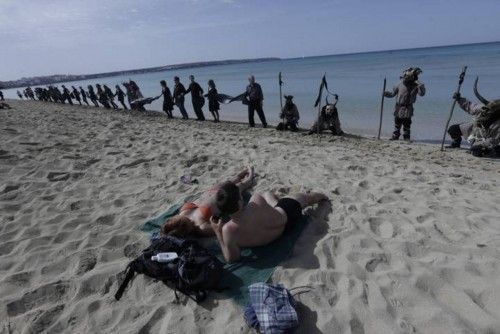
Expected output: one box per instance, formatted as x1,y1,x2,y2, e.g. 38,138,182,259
0,57,280,89
2,40,498,90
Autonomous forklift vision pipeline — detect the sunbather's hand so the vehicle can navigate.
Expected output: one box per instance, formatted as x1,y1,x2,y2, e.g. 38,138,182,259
210,216,224,234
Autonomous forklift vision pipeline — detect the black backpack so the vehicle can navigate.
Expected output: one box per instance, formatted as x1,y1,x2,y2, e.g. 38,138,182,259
115,236,224,302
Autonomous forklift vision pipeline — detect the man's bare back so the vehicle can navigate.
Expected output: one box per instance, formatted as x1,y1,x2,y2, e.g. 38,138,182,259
211,191,327,262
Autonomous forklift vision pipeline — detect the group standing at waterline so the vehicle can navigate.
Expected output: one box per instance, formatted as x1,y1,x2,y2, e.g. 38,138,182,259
3,67,499,157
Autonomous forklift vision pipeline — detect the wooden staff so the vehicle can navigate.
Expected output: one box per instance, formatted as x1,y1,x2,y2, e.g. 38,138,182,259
377,77,387,139
279,72,284,125
440,66,467,151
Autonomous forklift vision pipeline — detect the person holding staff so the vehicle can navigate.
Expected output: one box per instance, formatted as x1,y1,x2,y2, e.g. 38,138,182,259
384,67,425,141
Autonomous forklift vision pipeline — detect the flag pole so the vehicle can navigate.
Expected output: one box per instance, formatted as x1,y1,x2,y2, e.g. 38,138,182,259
440,66,467,151
377,77,386,140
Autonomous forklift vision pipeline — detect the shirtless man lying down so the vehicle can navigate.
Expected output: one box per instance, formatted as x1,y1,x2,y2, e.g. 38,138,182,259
211,190,328,262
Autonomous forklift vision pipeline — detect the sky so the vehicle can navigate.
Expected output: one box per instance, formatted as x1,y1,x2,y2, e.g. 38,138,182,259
1,0,499,80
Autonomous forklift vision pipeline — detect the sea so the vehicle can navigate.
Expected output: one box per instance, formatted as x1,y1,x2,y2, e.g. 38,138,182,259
4,42,500,141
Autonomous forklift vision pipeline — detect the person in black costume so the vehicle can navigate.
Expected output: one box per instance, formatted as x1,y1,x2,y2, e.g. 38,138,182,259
160,80,174,118
173,76,189,119
204,79,220,122
186,75,205,121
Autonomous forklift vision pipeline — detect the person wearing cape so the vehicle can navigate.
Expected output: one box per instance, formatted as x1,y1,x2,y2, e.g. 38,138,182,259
204,79,221,122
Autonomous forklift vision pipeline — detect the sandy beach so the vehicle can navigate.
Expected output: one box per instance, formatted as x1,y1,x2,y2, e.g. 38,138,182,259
0,99,499,334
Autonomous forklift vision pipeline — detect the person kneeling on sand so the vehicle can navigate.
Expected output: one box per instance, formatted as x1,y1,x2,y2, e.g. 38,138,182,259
277,95,300,132
307,96,343,135
211,190,328,263
161,167,256,238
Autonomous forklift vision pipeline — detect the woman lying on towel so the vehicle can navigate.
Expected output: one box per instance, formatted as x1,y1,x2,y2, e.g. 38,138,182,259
161,166,255,237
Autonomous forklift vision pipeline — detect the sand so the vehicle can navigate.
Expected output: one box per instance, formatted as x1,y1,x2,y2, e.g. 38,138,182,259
0,99,499,334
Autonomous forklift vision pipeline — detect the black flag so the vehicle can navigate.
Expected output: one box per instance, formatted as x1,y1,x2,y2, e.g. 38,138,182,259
314,75,328,107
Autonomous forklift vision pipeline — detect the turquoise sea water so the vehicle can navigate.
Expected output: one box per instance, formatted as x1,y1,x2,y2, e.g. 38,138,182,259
4,42,500,140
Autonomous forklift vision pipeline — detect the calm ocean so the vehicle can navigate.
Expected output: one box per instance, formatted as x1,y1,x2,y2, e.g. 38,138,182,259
5,42,500,141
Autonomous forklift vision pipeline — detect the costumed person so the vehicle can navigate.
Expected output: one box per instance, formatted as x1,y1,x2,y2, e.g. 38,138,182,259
26,87,35,100
71,86,82,105
87,85,99,107
186,75,206,121
61,85,73,105
173,76,189,119
204,79,220,122
384,67,425,141
447,79,500,157
114,85,128,110
160,80,174,118
103,85,119,109
17,90,23,99
79,86,89,106
277,95,299,131
307,95,343,135
245,75,267,128
96,84,111,108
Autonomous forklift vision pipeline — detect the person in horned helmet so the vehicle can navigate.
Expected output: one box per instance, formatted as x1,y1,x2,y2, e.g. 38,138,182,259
384,67,426,141
447,78,500,157
307,94,343,135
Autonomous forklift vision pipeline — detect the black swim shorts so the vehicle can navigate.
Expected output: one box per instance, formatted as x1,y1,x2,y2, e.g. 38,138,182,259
275,198,303,230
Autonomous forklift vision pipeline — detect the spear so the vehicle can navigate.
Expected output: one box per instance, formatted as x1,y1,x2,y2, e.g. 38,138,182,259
440,66,467,151
377,77,387,140
279,72,284,125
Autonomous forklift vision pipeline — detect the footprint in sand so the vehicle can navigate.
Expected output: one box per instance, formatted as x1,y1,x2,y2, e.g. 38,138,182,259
28,304,65,334
75,249,97,275
47,172,71,182
368,217,394,238
6,281,71,317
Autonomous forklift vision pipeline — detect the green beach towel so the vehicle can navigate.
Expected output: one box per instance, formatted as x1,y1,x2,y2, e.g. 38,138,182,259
140,196,309,305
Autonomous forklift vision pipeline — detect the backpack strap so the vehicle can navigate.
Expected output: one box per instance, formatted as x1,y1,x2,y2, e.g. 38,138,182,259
115,264,135,301
174,286,207,303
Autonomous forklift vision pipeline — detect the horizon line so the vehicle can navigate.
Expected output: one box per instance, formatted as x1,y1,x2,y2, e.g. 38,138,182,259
2,39,499,83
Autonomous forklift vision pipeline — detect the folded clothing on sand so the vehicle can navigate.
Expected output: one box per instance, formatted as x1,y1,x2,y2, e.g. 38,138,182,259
141,194,309,305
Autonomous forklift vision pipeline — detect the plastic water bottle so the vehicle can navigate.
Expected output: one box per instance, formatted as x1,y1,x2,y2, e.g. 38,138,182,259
151,252,178,262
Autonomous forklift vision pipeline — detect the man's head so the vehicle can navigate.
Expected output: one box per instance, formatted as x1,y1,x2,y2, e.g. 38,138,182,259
160,80,166,87
174,76,180,83
216,181,242,214
189,75,195,82
248,75,255,84
473,78,500,127
161,215,197,237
